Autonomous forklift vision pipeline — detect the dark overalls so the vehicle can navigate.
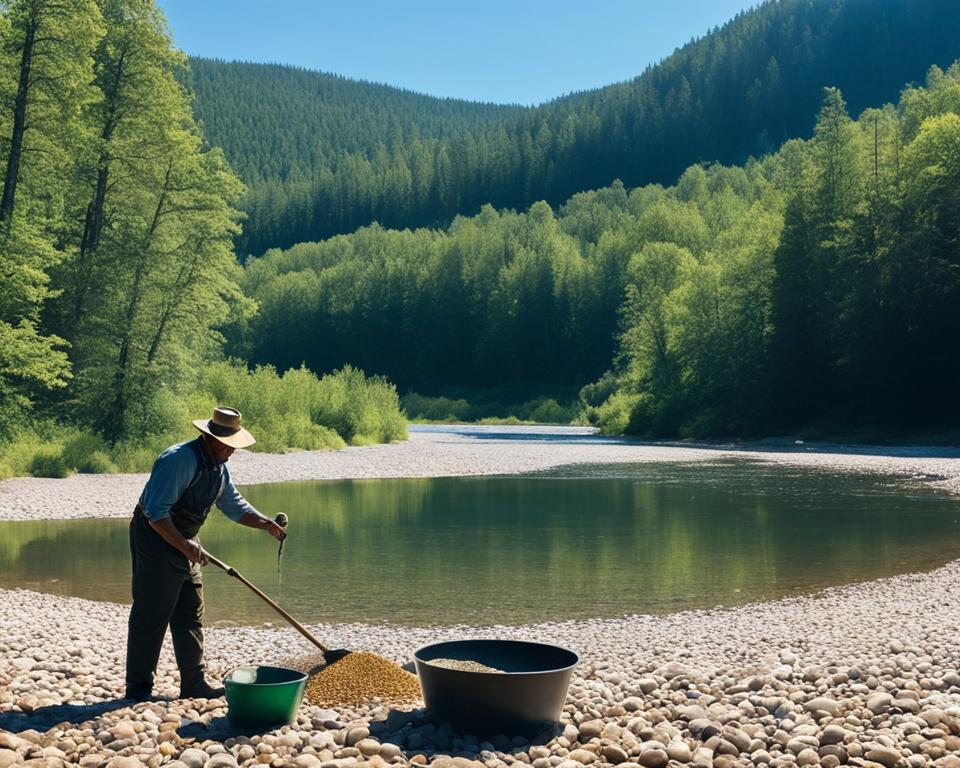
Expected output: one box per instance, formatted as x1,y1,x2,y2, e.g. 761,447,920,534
125,438,224,697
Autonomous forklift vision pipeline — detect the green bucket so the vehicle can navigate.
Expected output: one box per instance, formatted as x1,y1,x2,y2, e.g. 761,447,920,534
224,665,308,728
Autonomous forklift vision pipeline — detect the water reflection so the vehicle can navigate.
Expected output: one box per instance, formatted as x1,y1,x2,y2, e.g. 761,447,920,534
1,461,958,626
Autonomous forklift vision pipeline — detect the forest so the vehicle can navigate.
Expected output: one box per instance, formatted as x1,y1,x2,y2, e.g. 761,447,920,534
233,66,960,435
1,0,959,482
0,0,404,479
188,0,960,256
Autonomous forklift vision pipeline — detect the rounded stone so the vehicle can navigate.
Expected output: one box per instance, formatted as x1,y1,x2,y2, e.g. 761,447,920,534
578,721,603,740
106,759,142,768
665,742,692,762
291,756,323,768
602,745,628,765
636,749,668,768
205,756,239,768
345,727,370,747
356,738,381,757
864,746,902,768
178,748,208,768
379,742,402,759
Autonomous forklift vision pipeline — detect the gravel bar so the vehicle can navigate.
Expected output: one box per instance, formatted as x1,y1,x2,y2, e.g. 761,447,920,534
3,426,960,766
2,425,960,521
2,557,960,766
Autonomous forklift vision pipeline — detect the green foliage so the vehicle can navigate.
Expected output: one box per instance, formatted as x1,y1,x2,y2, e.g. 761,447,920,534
197,361,406,451
59,431,119,473
77,450,118,474
188,1,960,255
28,447,71,478
0,355,409,476
0,430,48,478
0,0,408,477
60,431,109,469
522,398,578,425
401,393,474,422
591,392,640,436
402,391,580,425
286,60,960,438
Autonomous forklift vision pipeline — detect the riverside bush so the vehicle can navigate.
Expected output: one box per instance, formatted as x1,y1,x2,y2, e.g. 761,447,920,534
198,361,406,450
401,392,474,422
61,432,111,471
519,397,579,424
77,450,119,474
402,391,579,424
0,362,406,477
593,392,640,435
28,447,72,478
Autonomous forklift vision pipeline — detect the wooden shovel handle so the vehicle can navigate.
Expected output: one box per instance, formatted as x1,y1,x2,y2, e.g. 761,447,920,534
206,552,331,654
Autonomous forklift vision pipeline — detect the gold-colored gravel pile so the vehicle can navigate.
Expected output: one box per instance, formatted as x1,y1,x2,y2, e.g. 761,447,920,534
428,658,505,673
303,651,422,705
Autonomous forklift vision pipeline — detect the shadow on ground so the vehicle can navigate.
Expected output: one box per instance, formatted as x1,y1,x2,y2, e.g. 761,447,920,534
0,698,137,731
178,715,275,740
370,707,562,757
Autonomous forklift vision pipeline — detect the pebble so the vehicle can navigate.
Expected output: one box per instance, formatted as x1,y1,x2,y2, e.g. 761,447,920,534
178,748,208,768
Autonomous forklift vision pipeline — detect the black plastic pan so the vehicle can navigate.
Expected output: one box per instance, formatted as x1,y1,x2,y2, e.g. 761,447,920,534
414,639,578,735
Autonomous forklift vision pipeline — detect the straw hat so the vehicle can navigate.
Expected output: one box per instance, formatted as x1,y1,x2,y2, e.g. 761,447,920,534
192,406,256,448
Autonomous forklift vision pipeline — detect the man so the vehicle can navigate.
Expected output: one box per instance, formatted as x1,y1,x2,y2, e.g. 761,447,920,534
125,406,286,701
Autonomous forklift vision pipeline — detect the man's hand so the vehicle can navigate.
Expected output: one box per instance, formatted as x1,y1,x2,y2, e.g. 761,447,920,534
183,539,209,565
238,511,288,540
149,516,208,565
264,519,287,542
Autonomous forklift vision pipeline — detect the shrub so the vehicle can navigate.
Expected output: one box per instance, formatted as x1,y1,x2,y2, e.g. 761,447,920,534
0,433,48,477
579,371,619,409
594,391,640,435
28,447,72,478
111,437,175,473
196,360,406,450
519,397,578,424
77,450,119,474
61,432,111,471
402,392,474,421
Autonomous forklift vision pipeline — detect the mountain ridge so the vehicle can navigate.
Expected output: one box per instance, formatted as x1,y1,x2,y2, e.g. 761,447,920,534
187,0,960,256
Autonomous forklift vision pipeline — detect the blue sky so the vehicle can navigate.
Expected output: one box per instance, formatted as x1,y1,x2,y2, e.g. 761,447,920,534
156,0,759,106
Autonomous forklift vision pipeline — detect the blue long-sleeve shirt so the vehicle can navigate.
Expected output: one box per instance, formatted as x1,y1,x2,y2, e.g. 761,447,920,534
139,441,257,523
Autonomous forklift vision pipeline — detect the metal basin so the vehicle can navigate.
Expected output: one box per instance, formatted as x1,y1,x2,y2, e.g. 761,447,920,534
414,639,578,735
223,665,307,728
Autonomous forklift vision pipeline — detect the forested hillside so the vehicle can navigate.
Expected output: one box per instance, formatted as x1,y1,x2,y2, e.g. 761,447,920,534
191,0,960,256
232,63,960,434
0,0,404,479
186,59,522,185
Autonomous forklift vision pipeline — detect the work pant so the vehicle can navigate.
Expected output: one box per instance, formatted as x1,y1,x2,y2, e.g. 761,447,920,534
125,511,206,696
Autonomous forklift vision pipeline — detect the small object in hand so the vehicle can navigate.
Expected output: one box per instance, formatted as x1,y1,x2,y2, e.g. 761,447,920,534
274,512,288,574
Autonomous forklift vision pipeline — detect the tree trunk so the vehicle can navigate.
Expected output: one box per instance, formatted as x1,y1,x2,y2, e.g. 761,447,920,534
73,48,127,325
0,17,37,223
105,160,172,441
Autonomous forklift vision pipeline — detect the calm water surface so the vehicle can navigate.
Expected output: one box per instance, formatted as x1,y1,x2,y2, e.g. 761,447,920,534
2,459,959,626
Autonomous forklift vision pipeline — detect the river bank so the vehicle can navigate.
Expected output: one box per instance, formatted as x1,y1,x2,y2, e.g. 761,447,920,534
3,426,960,767
1,425,959,521
2,556,960,767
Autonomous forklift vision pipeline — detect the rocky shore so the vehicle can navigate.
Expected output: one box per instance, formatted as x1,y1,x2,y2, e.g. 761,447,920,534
3,554,960,768
2,426,959,521
3,426,960,767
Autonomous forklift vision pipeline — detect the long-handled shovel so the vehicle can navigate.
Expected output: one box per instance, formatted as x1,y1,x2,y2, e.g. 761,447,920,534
205,552,350,665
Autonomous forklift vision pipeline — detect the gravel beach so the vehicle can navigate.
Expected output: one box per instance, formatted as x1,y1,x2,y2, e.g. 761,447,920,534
2,425,959,521
2,426,960,767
